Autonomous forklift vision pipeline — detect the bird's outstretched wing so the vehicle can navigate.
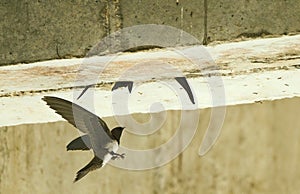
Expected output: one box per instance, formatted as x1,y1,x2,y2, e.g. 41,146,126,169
43,96,118,182
42,96,112,136
66,135,92,151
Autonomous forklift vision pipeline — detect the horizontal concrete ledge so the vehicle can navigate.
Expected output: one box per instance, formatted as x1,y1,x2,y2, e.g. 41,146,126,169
1,35,300,127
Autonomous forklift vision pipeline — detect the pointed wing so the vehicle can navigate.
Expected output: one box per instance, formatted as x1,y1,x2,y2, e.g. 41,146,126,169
42,96,111,136
74,156,103,182
67,135,91,151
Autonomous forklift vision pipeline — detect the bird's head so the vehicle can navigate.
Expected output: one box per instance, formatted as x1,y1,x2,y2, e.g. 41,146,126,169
111,127,125,144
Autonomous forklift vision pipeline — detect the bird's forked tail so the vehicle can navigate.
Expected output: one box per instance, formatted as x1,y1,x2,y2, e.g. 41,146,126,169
74,156,103,182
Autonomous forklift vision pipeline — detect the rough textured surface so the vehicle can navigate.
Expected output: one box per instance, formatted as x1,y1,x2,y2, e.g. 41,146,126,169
120,0,204,42
1,0,300,65
1,35,299,98
0,0,106,65
0,35,300,127
1,98,300,193
207,0,300,42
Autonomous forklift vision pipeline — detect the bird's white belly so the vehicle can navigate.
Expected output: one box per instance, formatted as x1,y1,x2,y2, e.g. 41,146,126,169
103,141,118,166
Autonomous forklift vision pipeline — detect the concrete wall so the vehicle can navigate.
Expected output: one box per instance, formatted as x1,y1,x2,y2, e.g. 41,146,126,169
1,1,300,193
1,97,300,193
1,0,300,65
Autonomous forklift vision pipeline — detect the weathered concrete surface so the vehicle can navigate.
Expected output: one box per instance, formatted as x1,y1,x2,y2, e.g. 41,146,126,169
1,0,300,65
1,35,300,127
1,27,300,194
0,0,107,65
120,0,205,42
207,0,300,42
1,98,300,193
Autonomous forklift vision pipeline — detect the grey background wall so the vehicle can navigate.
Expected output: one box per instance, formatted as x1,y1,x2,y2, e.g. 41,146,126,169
1,0,300,66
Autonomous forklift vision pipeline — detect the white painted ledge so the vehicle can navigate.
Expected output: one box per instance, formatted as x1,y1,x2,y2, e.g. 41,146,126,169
0,35,300,127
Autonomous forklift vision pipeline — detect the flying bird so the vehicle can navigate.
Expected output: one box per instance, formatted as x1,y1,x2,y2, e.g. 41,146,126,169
42,96,125,182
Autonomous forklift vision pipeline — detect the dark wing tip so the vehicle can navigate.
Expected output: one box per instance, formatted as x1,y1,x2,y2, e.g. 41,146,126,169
112,81,133,93
77,84,95,100
174,77,195,104
42,96,60,105
41,96,48,102
42,95,53,100
66,135,91,151
66,146,74,151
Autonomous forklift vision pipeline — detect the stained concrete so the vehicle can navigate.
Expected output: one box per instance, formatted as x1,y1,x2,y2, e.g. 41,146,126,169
1,0,300,65
0,0,107,65
1,35,300,128
1,98,300,193
120,0,205,42
1,2,300,193
207,0,300,42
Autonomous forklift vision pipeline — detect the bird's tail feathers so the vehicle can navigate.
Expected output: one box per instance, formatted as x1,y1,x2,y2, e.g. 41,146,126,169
74,156,103,182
